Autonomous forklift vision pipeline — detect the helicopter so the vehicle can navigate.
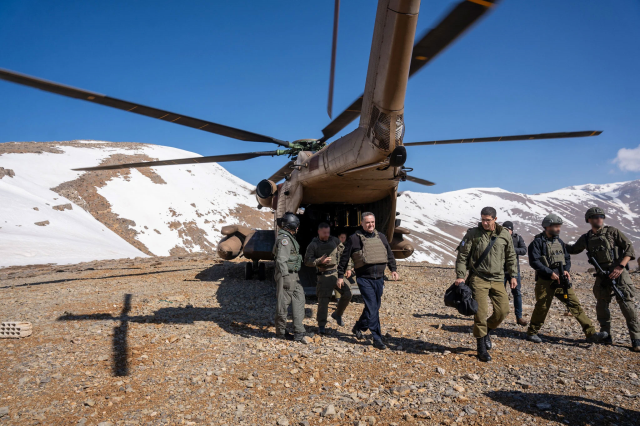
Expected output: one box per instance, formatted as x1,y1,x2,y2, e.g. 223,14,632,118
0,0,601,287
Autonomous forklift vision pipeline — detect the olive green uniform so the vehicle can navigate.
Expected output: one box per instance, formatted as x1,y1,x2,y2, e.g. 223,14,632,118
567,226,639,340
304,236,352,328
273,228,305,336
527,233,596,337
456,223,518,338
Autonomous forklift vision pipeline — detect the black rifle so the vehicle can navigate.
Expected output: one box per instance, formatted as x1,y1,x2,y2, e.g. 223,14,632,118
588,256,625,300
557,262,572,301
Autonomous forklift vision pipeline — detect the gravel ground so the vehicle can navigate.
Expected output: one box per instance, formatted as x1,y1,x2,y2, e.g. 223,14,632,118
1,255,639,426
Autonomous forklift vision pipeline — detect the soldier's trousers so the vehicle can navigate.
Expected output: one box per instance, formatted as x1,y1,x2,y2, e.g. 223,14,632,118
468,276,509,338
274,271,305,335
527,279,595,337
594,269,640,340
316,273,352,327
354,277,384,342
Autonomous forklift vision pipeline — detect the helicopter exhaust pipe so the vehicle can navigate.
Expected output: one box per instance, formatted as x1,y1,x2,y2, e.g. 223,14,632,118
255,179,277,209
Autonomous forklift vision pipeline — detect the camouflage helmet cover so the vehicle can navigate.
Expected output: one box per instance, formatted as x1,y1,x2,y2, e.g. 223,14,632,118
585,207,605,223
542,213,563,228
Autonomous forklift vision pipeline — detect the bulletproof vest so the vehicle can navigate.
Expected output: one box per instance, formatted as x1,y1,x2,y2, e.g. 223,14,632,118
311,236,341,271
544,238,566,267
585,227,617,266
351,230,388,269
273,229,302,272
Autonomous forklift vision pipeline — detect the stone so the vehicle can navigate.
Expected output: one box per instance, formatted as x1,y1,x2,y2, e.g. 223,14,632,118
0,407,8,418
84,399,95,407
463,373,479,382
277,418,289,426
52,203,73,211
417,411,431,419
35,220,50,226
97,423,113,426
436,367,445,375
322,404,336,417
453,385,465,393
301,336,313,344
0,168,15,179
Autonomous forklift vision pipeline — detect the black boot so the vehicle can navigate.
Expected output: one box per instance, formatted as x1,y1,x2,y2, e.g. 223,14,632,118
632,339,640,353
477,337,491,362
485,329,493,351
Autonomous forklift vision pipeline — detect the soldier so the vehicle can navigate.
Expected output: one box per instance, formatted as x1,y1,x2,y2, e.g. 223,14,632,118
566,207,639,352
304,223,353,334
273,212,306,341
502,221,528,326
455,207,517,362
337,212,398,350
525,214,608,344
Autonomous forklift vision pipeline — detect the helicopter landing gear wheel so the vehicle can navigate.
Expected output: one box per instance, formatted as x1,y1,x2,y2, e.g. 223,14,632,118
244,262,253,280
258,262,266,281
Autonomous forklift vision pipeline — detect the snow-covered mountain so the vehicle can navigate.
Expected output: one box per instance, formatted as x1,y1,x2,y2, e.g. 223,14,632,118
2,140,638,270
398,180,640,270
0,141,271,267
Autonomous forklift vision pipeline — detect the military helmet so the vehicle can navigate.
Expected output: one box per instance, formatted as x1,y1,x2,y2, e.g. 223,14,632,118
280,212,300,231
585,207,605,223
542,213,563,228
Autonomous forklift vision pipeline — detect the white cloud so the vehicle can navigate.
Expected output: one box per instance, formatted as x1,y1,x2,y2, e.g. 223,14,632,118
613,144,640,172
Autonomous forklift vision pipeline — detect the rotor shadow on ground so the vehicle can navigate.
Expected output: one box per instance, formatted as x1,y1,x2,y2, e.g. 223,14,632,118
486,391,639,426
55,262,482,376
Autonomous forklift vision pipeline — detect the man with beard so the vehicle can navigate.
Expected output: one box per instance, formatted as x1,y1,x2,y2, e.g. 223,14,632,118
566,207,639,352
525,214,608,344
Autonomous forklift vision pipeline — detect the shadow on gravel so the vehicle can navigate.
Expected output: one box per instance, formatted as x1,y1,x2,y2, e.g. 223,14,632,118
414,312,471,320
3,268,198,289
56,262,477,376
486,390,639,426
437,324,590,347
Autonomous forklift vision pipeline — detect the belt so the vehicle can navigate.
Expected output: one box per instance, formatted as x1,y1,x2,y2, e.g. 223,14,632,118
317,268,337,276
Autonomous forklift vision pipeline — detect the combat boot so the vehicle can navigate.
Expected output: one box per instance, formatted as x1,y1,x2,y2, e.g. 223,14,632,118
278,331,294,341
373,339,387,350
516,318,528,326
293,333,305,342
476,338,491,362
318,326,327,335
331,312,344,326
632,339,640,352
586,331,608,343
527,334,542,343
352,324,364,340
484,329,493,350
602,334,613,345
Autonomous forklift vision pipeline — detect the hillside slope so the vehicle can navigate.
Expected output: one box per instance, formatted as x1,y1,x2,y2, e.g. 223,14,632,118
0,141,271,267
398,180,640,270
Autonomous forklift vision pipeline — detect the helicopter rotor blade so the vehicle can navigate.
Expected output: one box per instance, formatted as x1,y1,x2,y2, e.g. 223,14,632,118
404,130,602,147
73,151,281,172
0,68,290,147
267,160,296,183
405,175,436,187
319,0,499,142
327,0,340,119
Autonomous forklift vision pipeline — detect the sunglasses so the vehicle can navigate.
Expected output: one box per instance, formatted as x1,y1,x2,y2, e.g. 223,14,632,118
590,214,605,219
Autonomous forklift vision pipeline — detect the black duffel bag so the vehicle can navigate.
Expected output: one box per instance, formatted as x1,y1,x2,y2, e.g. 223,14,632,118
444,282,478,316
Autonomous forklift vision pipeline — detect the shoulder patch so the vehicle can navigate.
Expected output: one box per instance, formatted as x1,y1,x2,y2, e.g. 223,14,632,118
281,239,289,246
460,240,466,247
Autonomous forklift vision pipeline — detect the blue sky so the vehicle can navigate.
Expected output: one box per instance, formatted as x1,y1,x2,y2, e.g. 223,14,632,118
1,0,639,194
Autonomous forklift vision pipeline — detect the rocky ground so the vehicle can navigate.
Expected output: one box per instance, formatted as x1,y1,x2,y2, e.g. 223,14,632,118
1,256,639,426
